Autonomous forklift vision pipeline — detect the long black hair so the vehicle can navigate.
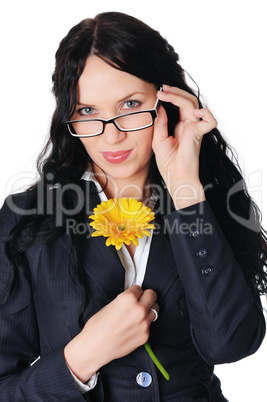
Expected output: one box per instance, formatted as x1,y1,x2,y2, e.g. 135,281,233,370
3,12,267,324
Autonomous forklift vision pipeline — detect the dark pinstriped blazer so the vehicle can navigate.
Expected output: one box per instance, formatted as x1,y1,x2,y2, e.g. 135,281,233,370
0,183,265,401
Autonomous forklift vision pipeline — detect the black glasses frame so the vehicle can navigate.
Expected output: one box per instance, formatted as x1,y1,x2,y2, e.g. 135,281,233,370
65,96,161,138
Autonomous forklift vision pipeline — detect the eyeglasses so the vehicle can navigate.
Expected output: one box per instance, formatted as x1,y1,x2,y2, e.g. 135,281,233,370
65,96,160,138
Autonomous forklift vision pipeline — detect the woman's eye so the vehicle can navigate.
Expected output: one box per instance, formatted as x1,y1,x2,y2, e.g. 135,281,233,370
123,100,140,110
79,107,95,116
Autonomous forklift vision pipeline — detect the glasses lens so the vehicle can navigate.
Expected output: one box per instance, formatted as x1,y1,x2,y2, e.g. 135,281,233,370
115,112,153,130
68,111,154,137
69,120,103,136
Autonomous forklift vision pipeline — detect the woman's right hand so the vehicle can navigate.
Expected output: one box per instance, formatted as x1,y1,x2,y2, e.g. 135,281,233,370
64,285,158,383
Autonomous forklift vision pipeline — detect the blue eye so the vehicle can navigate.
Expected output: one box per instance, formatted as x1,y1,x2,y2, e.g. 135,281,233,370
79,107,94,116
123,100,140,109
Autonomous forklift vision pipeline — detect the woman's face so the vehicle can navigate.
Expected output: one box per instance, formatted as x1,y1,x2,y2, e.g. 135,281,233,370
74,55,157,191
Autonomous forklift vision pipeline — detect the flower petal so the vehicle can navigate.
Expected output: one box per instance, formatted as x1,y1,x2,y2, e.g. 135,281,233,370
89,197,155,249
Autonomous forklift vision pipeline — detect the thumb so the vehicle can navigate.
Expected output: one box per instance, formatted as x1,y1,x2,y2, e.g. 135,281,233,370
152,105,168,149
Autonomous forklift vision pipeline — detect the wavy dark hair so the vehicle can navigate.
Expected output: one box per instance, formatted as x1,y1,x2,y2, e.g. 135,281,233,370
3,12,267,325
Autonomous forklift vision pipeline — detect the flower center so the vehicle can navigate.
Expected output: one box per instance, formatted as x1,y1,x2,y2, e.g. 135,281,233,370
118,223,126,231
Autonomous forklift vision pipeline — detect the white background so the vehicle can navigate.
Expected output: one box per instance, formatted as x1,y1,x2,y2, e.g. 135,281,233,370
0,1,266,400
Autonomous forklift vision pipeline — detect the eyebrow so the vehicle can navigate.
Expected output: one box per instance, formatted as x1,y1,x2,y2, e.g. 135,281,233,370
77,91,147,107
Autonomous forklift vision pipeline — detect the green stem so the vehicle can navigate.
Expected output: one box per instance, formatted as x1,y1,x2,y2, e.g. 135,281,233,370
144,342,170,380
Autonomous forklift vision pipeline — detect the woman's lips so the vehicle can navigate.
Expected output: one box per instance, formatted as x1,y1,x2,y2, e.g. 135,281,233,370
101,150,133,164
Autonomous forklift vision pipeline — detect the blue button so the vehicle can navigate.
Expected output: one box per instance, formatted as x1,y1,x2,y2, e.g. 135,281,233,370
136,372,152,387
201,266,214,276
196,247,208,258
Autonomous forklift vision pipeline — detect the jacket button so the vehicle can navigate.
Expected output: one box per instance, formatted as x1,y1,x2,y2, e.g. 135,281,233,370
190,230,200,239
136,372,152,387
201,266,214,276
196,247,208,258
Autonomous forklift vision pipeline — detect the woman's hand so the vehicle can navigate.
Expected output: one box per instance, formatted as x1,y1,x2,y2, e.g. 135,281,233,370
152,85,217,209
64,285,158,383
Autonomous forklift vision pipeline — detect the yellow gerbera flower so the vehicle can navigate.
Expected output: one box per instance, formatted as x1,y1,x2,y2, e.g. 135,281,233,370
89,198,155,250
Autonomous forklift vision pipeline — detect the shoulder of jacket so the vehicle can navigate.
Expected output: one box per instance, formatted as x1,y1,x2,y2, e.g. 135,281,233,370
0,190,34,230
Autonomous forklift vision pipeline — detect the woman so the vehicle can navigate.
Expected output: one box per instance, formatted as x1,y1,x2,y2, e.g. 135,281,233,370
0,11,266,401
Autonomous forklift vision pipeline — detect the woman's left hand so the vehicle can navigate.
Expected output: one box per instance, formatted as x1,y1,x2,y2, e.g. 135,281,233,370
152,85,217,209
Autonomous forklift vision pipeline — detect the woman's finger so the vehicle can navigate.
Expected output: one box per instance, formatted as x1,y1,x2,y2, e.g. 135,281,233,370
192,108,218,135
161,84,199,109
139,289,158,311
157,91,198,122
124,284,144,300
157,92,195,110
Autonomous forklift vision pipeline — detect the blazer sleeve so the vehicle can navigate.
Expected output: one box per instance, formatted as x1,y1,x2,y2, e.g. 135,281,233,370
0,196,87,401
164,200,266,365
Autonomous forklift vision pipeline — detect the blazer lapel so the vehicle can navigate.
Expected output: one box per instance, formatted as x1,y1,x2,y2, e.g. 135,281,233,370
142,220,179,303
82,234,125,304
54,180,125,306
82,180,125,303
